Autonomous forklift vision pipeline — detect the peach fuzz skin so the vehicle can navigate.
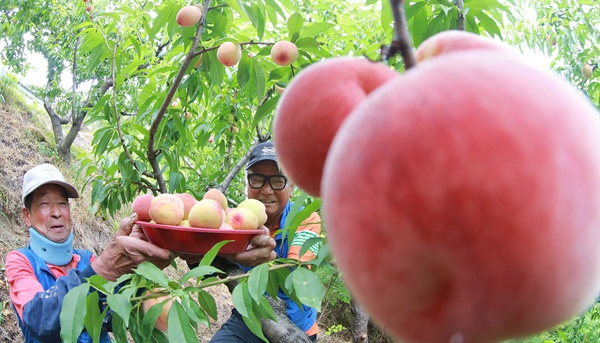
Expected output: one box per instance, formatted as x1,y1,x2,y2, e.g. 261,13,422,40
321,51,600,342
273,57,399,196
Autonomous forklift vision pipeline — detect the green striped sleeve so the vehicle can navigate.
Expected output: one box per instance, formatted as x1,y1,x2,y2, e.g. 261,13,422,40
291,231,320,255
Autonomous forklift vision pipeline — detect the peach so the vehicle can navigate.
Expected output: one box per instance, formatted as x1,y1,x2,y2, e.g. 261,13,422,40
188,199,224,229
175,193,197,220
271,40,299,66
273,57,398,196
219,222,234,230
132,194,154,222
149,194,185,225
203,188,228,210
237,199,267,226
176,5,202,27
274,84,285,95
320,51,600,342
226,207,258,230
414,30,514,63
582,64,593,79
217,42,242,67
178,219,191,227
142,289,173,331
86,5,94,12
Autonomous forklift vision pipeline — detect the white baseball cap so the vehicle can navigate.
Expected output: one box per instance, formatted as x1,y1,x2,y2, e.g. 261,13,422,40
22,164,79,205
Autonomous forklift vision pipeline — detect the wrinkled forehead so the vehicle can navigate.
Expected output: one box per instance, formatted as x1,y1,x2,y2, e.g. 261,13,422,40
31,183,69,200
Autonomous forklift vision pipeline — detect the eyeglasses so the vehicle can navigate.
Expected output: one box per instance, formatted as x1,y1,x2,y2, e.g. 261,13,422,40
247,173,288,190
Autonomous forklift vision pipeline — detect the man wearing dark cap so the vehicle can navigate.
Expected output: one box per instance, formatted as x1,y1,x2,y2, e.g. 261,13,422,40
210,142,322,342
6,163,177,343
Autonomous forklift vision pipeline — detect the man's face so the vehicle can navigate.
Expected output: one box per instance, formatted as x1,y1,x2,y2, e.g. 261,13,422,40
22,184,73,243
247,160,293,222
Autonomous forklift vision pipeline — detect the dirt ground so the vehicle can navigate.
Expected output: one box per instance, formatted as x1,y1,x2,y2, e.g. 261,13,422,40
0,85,362,342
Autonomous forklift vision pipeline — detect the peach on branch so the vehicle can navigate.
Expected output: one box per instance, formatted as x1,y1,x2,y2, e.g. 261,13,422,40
188,199,224,229
320,50,600,342
176,5,202,27
132,193,155,222
582,64,593,79
142,289,174,331
274,84,285,95
149,194,185,225
273,57,399,196
415,30,514,63
271,40,299,66
202,188,228,210
217,42,242,67
86,5,94,12
175,193,197,220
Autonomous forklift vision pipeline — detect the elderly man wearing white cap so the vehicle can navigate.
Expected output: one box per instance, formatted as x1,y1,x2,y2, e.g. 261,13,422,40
5,163,177,343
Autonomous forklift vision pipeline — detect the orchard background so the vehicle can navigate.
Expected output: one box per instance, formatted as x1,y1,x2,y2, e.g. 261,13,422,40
0,0,599,342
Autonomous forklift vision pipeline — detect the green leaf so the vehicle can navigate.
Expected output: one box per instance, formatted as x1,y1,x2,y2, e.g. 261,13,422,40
251,59,266,100
232,282,252,317
201,240,236,266
84,292,104,343
225,0,249,21
107,293,133,328
167,301,198,343
254,296,276,321
141,298,168,340
240,309,268,342
252,96,278,127
133,261,170,287
60,283,89,343
248,264,269,303
289,268,325,311
287,13,304,38
180,265,222,284
196,290,218,321
299,22,334,38
110,313,128,343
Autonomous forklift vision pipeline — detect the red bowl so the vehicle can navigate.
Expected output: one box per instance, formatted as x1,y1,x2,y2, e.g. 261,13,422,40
136,221,264,255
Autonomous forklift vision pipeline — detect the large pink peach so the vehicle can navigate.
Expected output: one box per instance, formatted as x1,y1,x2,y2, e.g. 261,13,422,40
188,199,224,229
176,5,202,27
414,30,515,62
273,57,399,196
132,194,155,222
175,193,197,220
321,51,600,342
149,194,184,225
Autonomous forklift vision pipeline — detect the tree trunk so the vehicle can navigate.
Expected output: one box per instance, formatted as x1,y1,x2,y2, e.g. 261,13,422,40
350,297,369,343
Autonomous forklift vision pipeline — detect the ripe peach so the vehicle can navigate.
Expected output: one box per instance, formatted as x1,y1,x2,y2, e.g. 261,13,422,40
415,30,514,63
178,219,191,227
176,5,202,27
321,51,600,342
149,194,185,225
203,188,228,210
219,222,234,230
86,5,94,12
188,199,224,229
217,42,242,67
274,84,285,95
175,193,197,220
273,57,398,196
582,64,593,79
271,40,299,66
237,199,267,226
132,194,155,222
142,289,173,331
226,207,258,230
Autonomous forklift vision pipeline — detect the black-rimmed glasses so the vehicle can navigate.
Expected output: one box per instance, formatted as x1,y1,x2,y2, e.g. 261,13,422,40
247,173,288,190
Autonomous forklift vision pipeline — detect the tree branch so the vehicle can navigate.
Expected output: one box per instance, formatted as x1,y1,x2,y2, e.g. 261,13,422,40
456,0,466,31
381,0,416,69
147,0,212,193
